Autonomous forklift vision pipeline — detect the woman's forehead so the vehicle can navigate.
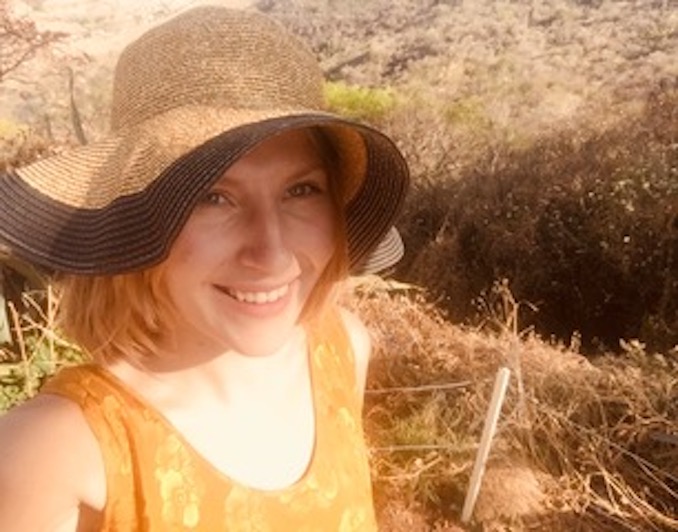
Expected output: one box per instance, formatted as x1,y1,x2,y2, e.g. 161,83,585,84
214,130,328,186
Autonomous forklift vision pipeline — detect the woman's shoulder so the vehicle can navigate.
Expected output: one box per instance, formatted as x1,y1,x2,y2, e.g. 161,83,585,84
336,306,372,398
336,307,371,358
0,393,105,530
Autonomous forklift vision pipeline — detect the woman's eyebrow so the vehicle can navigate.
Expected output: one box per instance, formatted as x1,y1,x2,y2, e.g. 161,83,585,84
286,165,328,180
216,164,327,187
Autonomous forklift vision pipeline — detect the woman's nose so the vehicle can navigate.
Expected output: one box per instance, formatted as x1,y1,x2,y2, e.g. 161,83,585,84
238,206,293,271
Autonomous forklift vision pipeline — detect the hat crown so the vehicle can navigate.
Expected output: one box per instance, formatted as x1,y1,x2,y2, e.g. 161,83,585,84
110,6,325,132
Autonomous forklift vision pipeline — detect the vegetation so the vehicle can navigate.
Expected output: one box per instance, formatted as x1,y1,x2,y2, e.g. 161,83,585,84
349,279,678,530
398,84,678,354
325,81,397,122
0,287,82,412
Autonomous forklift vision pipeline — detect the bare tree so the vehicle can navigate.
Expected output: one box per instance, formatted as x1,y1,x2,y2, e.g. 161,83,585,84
0,1,65,83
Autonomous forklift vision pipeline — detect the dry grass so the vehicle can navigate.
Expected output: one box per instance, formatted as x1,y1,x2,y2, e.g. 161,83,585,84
343,277,678,530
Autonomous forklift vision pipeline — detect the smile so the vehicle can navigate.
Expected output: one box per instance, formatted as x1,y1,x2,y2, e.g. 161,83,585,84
221,284,290,304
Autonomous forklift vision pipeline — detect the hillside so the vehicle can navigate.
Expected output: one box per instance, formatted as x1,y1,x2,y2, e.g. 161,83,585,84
3,0,676,144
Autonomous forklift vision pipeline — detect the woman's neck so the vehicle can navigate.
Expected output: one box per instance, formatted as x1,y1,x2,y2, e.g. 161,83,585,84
103,325,310,408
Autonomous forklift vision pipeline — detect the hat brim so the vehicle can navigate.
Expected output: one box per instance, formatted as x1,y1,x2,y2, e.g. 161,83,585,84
0,112,408,275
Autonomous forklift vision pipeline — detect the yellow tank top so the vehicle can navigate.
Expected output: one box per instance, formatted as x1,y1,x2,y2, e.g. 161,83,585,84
41,311,377,531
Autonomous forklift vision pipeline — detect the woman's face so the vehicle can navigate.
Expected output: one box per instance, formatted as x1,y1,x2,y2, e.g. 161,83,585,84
161,129,337,357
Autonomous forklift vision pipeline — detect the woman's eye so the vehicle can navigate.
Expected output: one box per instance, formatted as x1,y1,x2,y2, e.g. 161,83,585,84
201,191,230,205
287,182,323,198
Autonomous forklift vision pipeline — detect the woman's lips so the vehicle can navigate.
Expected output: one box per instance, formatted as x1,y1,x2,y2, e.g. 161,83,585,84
215,283,291,305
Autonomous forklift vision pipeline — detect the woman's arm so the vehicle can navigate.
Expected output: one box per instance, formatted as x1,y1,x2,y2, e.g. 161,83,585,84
0,394,105,532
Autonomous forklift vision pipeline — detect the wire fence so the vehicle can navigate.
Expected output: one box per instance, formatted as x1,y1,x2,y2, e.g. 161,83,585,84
365,376,495,453
365,379,476,395
363,374,678,492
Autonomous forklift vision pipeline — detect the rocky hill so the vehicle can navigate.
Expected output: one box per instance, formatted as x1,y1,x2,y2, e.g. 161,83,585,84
267,0,676,134
2,0,676,143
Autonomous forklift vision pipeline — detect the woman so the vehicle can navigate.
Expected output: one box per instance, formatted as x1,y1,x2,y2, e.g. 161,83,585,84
0,6,408,531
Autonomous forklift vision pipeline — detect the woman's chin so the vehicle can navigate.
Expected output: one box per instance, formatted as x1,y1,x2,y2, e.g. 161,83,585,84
227,325,305,358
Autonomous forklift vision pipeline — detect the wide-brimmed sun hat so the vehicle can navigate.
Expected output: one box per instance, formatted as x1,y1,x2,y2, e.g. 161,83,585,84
0,5,409,276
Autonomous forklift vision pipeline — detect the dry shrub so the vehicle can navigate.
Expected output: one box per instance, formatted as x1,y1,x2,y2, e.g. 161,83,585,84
344,278,678,530
0,124,56,173
398,83,678,353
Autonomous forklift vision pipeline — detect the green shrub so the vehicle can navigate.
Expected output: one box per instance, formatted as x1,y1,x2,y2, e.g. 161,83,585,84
0,286,84,413
324,81,396,122
0,331,82,413
443,96,492,132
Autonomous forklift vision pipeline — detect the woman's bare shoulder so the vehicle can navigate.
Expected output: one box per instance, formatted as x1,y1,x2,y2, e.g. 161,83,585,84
337,306,372,397
0,393,105,531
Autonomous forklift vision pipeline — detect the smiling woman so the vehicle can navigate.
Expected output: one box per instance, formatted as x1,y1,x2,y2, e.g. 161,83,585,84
0,5,409,531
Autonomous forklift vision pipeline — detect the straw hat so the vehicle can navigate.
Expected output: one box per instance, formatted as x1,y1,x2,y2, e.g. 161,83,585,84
0,6,409,275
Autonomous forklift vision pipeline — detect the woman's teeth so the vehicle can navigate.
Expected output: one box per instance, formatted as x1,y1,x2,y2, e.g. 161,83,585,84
227,284,289,304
